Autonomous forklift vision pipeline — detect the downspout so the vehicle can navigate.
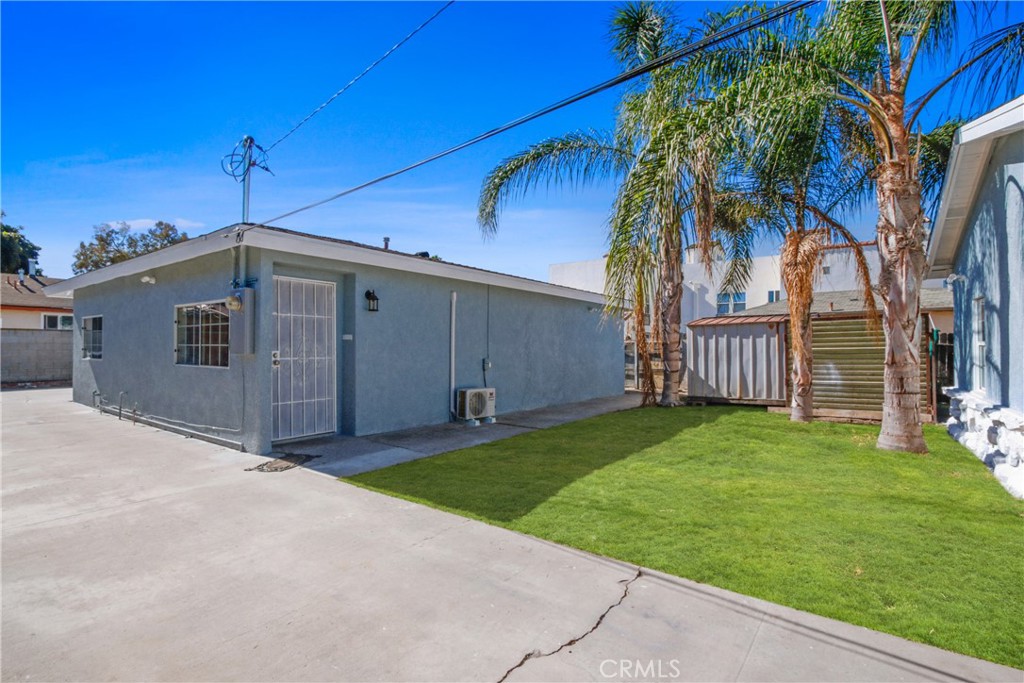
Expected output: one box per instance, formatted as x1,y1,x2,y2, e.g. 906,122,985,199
449,291,457,420
233,244,247,287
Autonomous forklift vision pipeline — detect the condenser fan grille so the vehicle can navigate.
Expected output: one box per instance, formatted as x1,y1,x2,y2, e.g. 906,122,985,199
468,391,487,417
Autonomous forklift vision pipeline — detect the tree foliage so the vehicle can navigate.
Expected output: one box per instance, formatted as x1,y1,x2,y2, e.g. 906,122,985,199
1,212,42,274
72,221,189,274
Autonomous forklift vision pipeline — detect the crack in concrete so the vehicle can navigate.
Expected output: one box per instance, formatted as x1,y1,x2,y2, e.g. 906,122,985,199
497,567,642,683
733,612,764,682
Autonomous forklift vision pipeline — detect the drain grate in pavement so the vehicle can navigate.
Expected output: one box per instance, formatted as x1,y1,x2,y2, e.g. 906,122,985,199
245,453,320,472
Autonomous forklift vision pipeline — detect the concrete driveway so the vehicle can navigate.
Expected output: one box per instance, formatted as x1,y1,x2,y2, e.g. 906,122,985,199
2,389,1018,682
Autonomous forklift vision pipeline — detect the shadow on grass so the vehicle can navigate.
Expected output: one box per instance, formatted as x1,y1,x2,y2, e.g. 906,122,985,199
348,404,747,523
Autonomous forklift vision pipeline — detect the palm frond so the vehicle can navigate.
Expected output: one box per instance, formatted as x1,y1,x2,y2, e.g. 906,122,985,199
477,130,631,236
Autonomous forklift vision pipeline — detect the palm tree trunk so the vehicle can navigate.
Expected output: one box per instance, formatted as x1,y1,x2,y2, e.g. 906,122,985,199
789,301,814,422
875,161,928,453
658,231,683,406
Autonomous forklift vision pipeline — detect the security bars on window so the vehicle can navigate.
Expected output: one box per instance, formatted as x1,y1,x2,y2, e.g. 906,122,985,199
175,303,229,367
82,316,103,359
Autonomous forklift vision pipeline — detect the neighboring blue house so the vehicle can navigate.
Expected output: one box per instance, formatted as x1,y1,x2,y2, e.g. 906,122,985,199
46,225,623,455
927,95,1023,498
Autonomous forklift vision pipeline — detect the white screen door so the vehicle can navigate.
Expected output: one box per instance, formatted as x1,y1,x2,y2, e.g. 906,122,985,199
272,276,337,441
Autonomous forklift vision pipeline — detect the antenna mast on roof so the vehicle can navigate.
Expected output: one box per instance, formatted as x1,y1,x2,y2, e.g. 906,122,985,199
221,136,272,223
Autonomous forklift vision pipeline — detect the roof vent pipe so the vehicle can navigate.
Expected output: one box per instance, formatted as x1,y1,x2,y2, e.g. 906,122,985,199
17,268,24,284
383,237,390,250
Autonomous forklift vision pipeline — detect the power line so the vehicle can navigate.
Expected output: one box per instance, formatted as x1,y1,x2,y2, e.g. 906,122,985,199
258,0,815,226
265,1,456,153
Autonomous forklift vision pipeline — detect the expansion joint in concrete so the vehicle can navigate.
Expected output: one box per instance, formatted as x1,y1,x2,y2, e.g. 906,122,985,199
496,567,642,683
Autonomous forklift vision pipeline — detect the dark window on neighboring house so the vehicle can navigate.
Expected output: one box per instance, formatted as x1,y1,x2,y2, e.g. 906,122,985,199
717,292,747,315
82,316,102,359
43,314,74,330
768,290,782,303
175,302,229,367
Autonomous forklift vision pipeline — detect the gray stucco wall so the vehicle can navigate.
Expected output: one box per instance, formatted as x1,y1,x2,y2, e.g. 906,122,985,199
952,130,1024,412
72,250,264,451
71,245,623,454
266,249,623,439
1,329,73,383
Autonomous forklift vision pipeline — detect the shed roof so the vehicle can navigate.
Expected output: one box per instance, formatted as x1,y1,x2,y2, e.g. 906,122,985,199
689,314,789,327
927,95,1024,278
45,224,606,304
688,288,952,327
1,273,72,310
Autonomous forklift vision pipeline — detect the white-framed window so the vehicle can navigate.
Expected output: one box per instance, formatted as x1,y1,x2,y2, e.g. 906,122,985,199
82,316,103,359
768,290,782,304
973,297,985,390
716,291,747,315
43,313,74,330
175,301,229,367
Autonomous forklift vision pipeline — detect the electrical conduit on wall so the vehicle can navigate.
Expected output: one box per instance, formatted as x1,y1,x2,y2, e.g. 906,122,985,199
450,290,457,420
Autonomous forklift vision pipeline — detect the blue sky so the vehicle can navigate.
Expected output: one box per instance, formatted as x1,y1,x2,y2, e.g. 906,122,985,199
2,1,1020,280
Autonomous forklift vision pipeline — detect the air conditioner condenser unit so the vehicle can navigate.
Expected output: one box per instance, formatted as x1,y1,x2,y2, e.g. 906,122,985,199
457,387,496,421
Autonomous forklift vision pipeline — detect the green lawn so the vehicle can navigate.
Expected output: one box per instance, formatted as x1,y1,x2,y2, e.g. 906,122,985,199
348,406,1024,668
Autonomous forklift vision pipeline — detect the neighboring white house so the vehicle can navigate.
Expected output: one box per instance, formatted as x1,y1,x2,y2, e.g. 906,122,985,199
549,241,884,328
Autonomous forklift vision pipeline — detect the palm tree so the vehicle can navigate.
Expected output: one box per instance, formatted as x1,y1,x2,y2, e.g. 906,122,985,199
478,3,729,407
729,1,1022,451
716,101,878,422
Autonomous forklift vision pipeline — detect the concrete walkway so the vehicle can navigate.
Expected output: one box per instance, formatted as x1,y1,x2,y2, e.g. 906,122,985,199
2,389,1019,682
275,393,644,477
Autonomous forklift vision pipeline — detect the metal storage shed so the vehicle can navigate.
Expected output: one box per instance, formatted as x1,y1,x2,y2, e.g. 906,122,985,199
686,289,953,422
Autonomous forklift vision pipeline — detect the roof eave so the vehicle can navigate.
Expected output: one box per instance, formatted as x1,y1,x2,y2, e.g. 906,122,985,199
43,226,240,296
927,96,1024,278
43,224,607,305
244,228,606,304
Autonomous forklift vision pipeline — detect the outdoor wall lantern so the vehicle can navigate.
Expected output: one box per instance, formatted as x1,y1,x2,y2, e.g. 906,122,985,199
365,289,379,312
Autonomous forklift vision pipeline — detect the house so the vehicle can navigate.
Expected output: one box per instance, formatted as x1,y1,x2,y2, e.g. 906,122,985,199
1,267,73,329
1,267,74,384
551,241,912,392
685,288,954,423
550,241,884,325
926,95,1023,497
45,224,624,455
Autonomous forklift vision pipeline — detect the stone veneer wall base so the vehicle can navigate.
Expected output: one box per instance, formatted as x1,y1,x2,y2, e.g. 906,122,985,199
945,388,1024,499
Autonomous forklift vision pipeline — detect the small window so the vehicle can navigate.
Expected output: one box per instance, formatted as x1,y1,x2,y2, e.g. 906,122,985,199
717,292,746,315
43,314,74,330
175,302,229,367
732,292,746,313
973,297,985,390
768,290,782,303
716,293,731,316
82,316,102,359
822,265,831,275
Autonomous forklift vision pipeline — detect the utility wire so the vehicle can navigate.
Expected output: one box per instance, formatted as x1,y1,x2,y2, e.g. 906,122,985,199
265,1,455,153
258,0,815,226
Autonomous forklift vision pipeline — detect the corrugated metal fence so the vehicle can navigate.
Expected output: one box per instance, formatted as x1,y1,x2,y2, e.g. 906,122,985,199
800,317,928,417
